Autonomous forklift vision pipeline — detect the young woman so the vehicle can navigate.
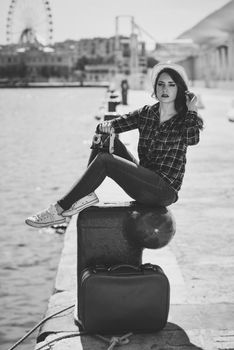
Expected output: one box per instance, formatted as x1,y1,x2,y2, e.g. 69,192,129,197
26,62,203,228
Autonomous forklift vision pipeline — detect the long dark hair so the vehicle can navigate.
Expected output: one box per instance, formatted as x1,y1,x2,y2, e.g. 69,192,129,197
154,68,204,130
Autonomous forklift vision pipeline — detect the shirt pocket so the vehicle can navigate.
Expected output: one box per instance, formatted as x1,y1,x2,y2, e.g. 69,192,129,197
157,130,182,149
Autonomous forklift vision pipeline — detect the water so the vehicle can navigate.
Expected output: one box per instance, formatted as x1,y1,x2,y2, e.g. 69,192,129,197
0,87,106,349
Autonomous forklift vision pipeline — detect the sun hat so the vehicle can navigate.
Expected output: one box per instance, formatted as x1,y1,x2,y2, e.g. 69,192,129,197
151,62,189,89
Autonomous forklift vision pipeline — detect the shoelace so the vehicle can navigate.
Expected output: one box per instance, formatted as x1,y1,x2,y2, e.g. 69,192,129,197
70,197,90,209
35,205,56,221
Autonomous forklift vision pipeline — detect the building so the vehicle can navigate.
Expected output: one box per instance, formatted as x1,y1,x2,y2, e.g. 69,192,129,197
152,40,198,66
177,0,234,88
74,34,147,88
114,34,147,89
84,64,116,83
77,37,115,61
0,33,147,88
0,44,73,83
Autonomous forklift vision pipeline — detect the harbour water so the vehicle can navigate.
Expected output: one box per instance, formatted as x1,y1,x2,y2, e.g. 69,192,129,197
0,87,107,349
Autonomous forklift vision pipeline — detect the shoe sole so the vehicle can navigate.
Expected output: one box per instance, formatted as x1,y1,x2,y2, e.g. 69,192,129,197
62,197,99,217
25,217,66,228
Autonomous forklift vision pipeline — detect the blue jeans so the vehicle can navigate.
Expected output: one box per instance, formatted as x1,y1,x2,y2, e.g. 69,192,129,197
58,138,177,210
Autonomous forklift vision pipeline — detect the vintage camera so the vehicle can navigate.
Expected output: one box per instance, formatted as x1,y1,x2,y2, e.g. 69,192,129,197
91,129,115,154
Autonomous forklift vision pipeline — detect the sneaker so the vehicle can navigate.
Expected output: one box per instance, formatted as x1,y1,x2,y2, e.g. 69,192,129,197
25,204,66,228
62,192,99,217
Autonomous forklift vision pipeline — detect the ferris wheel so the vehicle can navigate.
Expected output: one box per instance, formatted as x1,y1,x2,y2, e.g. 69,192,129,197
6,0,53,46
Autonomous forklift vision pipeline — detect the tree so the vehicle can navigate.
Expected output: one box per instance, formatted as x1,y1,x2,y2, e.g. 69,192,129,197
76,56,88,70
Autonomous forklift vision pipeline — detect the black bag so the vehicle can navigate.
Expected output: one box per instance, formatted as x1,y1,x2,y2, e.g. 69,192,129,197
78,263,170,334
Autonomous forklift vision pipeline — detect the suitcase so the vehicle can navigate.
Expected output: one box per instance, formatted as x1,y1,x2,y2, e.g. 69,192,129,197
78,263,170,334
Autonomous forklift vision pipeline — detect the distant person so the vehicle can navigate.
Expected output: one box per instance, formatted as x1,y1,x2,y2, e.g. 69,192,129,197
26,63,203,228
121,79,129,105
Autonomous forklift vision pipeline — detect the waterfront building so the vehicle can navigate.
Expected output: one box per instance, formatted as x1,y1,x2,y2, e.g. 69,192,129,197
71,34,147,88
0,33,147,88
84,64,116,84
0,44,73,83
76,37,116,61
150,39,198,82
177,0,234,88
149,1,234,89
0,8,148,88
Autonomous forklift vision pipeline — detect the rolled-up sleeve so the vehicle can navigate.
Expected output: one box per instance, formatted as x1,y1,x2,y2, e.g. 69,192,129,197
110,108,140,133
183,111,201,146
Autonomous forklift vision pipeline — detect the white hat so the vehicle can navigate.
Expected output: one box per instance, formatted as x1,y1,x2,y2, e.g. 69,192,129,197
151,62,189,88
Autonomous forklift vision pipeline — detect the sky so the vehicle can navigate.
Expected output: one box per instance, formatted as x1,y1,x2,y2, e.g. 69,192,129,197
0,0,231,50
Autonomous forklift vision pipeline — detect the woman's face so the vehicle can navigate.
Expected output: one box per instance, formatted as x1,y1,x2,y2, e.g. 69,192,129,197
155,72,178,103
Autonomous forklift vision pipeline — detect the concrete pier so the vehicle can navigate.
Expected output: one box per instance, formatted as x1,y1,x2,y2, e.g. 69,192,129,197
35,87,234,350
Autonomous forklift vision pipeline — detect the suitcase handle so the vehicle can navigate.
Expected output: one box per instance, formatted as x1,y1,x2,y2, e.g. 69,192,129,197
108,264,140,273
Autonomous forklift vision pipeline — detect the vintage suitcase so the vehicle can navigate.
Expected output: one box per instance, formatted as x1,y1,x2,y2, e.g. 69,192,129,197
78,263,170,334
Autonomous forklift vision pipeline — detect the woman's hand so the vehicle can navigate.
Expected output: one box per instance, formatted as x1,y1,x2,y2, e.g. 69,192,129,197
98,121,113,134
185,91,198,113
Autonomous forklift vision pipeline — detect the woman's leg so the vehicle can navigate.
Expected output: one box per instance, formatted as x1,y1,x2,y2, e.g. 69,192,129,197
59,137,137,210
58,152,176,210
25,144,176,228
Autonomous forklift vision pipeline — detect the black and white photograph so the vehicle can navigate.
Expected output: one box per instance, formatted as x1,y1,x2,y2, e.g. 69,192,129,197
0,0,233,349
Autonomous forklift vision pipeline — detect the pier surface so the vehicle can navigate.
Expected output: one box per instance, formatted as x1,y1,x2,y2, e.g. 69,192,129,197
35,87,234,349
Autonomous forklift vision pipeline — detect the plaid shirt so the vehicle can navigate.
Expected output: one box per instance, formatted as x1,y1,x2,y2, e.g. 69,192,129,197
111,103,201,192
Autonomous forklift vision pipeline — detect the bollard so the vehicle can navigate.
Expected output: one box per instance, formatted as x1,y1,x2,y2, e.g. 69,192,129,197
104,90,120,137
121,79,129,105
125,205,176,249
107,89,120,112
75,201,176,323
